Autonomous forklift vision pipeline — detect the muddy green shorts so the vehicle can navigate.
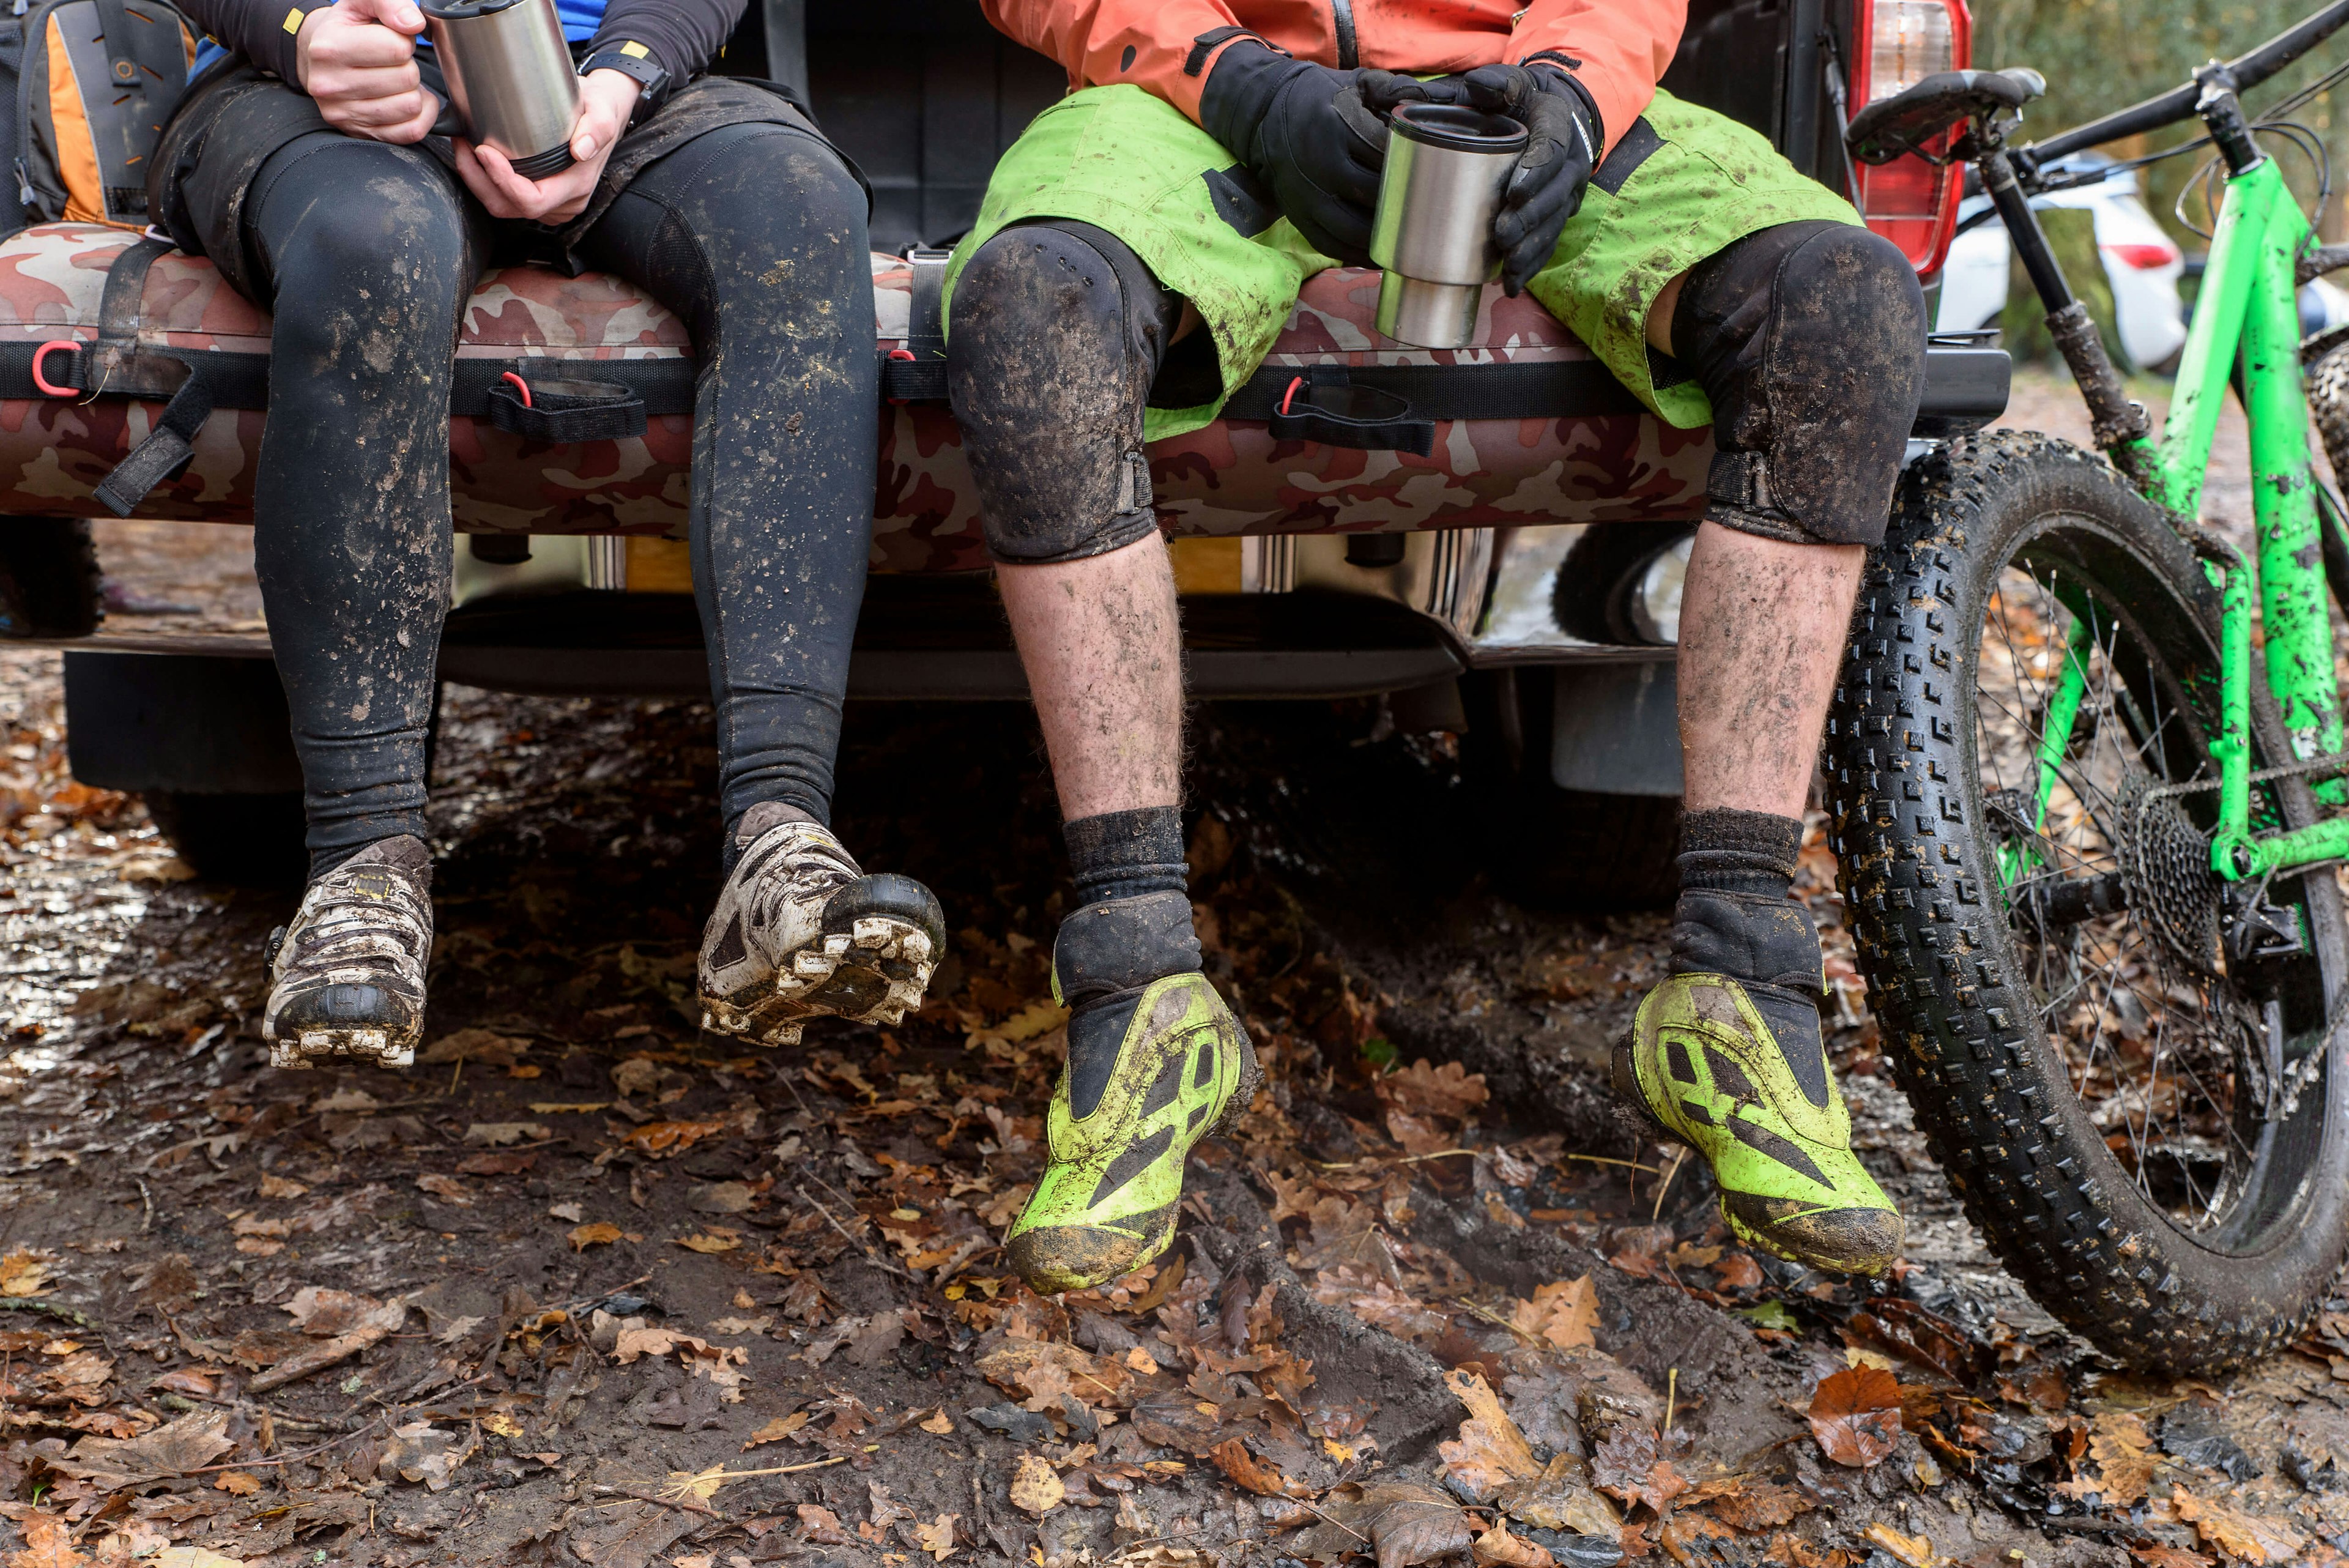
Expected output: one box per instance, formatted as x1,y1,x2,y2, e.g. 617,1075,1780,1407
943,84,1859,442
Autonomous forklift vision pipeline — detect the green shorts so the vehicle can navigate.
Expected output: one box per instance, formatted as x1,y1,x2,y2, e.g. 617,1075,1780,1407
943,84,1860,442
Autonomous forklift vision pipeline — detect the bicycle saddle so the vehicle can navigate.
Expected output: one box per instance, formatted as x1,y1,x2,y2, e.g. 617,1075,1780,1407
1846,68,2045,165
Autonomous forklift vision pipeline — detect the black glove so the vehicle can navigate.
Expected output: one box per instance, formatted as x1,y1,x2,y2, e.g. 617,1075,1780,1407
1460,63,1603,295
1198,43,1443,265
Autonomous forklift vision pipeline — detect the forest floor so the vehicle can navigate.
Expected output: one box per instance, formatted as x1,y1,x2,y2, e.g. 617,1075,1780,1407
2,376,2347,1568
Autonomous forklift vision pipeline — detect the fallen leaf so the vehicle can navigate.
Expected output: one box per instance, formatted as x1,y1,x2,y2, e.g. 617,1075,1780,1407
0,1252,57,1296
7,1512,84,1568
1294,1481,1472,1568
913,1512,959,1561
529,1102,609,1114
1809,1366,1902,1468
257,1175,309,1200
744,1411,810,1449
2128,1548,2213,1568
1009,1453,1064,1515
1471,1518,1554,1568
625,1119,726,1156
2170,1484,2305,1564
1862,1522,1936,1567
464,1122,550,1146
1440,1369,1543,1503
677,1232,743,1254
420,1027,530,1066
152,1551,248,1568
415,1173,472,1205
1497,1454,1620,1539
1589,1427,1688,1515
212,1471,262,1496
1209,1438,1300,1498
1704,1480,1812,1533
50,1408,234,1488
1379,1058,1490,1121
796,1503,850,1546
1712,1252,1763,1290
570,1222,625,1250
920,1409,955,1436
456,1151,538,1176
688,1181,757,1214
1510,1277,1598,1351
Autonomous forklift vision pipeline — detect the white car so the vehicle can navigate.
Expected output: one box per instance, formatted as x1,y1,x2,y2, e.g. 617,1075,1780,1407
1935,152,2191,373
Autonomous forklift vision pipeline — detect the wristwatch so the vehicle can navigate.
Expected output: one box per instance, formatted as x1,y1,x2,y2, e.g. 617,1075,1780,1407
579,43,669,121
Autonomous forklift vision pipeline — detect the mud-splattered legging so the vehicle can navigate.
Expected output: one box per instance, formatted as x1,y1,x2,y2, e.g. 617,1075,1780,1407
236,120,874,875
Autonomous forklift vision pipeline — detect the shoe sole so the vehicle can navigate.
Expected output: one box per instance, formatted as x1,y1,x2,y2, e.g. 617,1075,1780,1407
266,1027,417,1071
702,913,937,1047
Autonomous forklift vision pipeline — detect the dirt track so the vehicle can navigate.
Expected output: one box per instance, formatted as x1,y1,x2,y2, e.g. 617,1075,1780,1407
2,374,2348,1568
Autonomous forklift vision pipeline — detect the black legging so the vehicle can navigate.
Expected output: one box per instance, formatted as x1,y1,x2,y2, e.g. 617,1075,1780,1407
239,119,874,874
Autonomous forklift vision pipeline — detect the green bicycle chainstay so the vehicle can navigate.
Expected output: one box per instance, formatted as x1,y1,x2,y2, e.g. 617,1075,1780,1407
2022,155,2349,882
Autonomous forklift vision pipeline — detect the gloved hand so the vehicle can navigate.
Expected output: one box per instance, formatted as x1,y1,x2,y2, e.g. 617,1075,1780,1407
1460,63,1603,295
1198,43,1444,265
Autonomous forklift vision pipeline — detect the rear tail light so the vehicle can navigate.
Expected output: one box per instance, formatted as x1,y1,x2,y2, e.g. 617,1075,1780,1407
1849,0,1972,277
2104,241,2181,270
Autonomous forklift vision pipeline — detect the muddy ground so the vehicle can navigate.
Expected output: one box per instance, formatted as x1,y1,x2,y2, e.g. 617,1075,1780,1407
4,376,2349,1568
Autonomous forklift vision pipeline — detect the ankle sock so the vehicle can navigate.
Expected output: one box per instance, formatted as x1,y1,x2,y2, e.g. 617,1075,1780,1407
311,833,432,887
1064,806,1188,908
1676,806,1802,901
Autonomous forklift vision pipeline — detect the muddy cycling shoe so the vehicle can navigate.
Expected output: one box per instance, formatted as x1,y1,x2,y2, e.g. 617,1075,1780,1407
1007,891,1262,1293
262,835,434,1071
699,804,945,1047
1614,890,1903,1276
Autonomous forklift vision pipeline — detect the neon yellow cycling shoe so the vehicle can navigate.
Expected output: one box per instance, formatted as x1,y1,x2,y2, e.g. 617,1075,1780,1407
1614,892,1902,1276
1006,894,1261,1294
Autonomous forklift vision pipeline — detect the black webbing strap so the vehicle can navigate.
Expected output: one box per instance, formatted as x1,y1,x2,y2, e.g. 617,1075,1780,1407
485,376,648,442
1256,364,1433,455
880,248,952,403
88,237,209,516
1222,359,1647,424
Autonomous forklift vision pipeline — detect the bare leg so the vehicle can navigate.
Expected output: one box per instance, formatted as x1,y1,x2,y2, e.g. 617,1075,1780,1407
1644,272,1865,820
996,532,1186,820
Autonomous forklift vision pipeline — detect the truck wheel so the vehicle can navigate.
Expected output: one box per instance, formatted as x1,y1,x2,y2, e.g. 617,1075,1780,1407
1462,668,1680,912
0,519,103,639
144,791,307,885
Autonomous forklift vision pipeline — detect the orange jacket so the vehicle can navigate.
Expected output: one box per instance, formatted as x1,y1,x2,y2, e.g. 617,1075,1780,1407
981,0,1686,158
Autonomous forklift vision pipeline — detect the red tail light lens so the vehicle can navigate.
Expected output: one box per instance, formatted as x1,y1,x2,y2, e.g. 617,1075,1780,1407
1849,0,1972,277
2104,241,2181,271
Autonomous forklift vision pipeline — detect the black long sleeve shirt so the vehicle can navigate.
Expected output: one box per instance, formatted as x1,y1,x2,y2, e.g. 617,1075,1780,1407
177,0,747,102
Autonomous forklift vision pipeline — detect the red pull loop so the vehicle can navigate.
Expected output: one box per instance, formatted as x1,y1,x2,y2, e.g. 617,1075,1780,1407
31,341,79,398
1279,374,1304,416
888,347,916,361
500,370,533,409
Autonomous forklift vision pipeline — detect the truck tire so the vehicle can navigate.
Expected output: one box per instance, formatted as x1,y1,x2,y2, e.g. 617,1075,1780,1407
145,792,308,885
0,519,103,639
1463,668,1680,912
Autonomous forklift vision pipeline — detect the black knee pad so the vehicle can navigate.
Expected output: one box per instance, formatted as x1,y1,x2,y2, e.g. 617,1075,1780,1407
946,220,1180,565
1671,219,1928,548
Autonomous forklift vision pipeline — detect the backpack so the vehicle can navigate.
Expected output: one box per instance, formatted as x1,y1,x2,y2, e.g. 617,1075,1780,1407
7,0,196,232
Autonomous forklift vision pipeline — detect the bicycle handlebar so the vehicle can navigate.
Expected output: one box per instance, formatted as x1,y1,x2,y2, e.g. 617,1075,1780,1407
2019,0,2349,169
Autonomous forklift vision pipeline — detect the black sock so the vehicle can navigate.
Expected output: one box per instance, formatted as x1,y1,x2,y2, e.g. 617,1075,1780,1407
1676,806,1802,901
1063,806,1189,908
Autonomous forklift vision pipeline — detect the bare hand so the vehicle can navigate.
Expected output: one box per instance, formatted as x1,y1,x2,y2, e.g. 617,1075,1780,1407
453,69,641,224
295,0,437,143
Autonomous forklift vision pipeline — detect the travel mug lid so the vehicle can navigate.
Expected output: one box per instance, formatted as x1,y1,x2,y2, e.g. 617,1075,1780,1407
420,0,530,20
1389,103,1529,154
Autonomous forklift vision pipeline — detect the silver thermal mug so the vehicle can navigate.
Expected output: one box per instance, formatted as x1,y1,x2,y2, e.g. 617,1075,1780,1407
1368,104,1529,349
423,0,581,179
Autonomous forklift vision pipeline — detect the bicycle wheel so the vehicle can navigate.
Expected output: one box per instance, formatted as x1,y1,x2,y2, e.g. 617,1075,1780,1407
1827,431,2349,1371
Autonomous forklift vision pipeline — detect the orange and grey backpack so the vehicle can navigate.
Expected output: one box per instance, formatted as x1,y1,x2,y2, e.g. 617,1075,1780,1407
11,0,196,229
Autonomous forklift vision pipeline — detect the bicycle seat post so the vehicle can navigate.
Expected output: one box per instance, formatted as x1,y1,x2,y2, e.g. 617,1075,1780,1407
1972,132,2154,477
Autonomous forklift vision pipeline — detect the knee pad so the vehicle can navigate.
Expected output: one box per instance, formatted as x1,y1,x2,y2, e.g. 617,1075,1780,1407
946,220,1179,565
1671,219,1927,548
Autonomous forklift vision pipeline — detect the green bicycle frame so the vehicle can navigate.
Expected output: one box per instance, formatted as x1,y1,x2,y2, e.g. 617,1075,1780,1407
2025,150,2349,881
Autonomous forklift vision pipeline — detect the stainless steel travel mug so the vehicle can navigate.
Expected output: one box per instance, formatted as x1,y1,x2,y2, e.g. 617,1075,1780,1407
1368,104,1529,349
423,0,581,179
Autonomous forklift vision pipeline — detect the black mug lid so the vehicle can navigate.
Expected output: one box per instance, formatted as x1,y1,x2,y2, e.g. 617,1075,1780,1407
1390,102,1529,153
421,0,529,20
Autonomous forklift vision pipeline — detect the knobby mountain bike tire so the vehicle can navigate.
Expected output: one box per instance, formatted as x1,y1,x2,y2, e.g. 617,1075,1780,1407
1827,431,2349,1372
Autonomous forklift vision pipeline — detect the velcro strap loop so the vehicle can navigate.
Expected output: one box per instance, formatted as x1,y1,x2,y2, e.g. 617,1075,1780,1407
485,376,647,443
